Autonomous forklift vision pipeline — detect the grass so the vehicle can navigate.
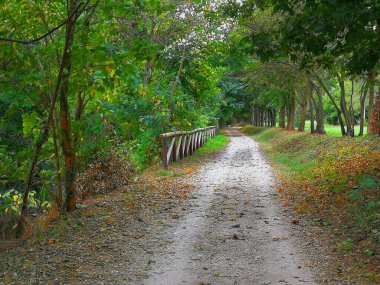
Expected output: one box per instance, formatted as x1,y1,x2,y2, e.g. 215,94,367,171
242,125,380,282
191,134,229,158
302,120,366,137
153,133,229,177
154,170,177,177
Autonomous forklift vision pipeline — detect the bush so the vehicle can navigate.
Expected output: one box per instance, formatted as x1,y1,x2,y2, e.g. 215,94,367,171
76,148,134,199
0,189,51,239
128,130,161,171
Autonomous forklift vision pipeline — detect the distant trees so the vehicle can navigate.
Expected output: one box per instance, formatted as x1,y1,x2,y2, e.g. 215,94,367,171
225,0,380,136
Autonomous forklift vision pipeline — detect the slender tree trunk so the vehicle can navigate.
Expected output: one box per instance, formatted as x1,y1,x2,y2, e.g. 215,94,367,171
265,111,268,127
279,105,286,128
368,72,375,134
269,110,272,127
313,85,326,134
298,80,309,132
15,0,81,235
286,97,295,130
349,81,355,136
73,91,85,144
338,80,353,136
16,102,57,236
60,0,79,212
368,89,380,135
309,91,315,134
51,116,63,208
359,83,369,136
316,75,346,135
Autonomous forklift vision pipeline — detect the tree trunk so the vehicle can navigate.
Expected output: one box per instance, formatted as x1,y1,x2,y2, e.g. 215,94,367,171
286,97,295,130
359,83,369,136
255,107,260,126
15,0,81,236
368,90,380,135
73,91,85,148
349,81,356,136
264,110,267,127
60,0,79,212
279,105,286,128
51,116,63,208
313,85,326,134
298,80,309,132
368,72,375,134
316,75,346,135
338,79,353,136
16,101,57,237
309,91,315,134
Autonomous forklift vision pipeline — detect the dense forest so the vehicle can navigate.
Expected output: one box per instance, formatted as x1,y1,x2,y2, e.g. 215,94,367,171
0,0,379,240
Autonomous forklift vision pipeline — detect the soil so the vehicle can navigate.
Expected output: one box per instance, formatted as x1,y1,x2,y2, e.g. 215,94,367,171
0,128,351,284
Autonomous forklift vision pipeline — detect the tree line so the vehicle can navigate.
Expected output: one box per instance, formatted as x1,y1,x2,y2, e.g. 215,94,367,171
219,0,380,136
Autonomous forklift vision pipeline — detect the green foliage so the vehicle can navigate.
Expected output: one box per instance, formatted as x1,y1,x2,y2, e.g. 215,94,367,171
341,238,353,251
0,189,50,215
0,0,234,229
154,170,176,178
250,0,380,74
128,130,160,172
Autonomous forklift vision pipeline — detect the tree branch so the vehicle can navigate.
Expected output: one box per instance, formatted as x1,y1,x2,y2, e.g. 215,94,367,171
0,20,68,44
0,0,90,45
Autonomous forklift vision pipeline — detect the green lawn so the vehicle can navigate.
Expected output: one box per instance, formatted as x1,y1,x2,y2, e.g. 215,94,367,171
301,120,367,137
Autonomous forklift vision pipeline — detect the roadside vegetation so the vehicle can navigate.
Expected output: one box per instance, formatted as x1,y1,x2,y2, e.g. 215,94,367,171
242,125,380,282
0,1,233,238
154,134,229,177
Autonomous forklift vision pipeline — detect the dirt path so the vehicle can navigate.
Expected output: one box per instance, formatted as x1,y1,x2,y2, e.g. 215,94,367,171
1,129,321,285
145,129,317,285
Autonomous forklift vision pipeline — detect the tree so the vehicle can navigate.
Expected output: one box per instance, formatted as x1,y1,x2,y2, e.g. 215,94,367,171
267,0,380,75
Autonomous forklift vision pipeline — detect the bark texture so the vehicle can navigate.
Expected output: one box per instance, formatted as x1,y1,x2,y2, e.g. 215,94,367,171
368,90,380,135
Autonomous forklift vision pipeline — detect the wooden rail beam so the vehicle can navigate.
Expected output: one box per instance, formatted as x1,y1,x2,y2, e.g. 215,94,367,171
160,126,217,169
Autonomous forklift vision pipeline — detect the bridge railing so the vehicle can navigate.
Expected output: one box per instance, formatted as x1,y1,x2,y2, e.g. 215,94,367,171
160,126,217,169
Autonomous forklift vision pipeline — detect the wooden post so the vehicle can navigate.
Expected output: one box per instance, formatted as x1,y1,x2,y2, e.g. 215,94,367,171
160,126,217,169
172,138,177,162
182,134,187,158
161,135,168,170
176,135,183,160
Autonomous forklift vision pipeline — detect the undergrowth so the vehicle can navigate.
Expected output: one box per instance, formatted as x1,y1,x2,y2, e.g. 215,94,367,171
242,125,380,282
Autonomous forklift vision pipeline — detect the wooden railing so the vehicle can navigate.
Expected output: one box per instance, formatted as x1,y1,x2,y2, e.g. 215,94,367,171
160,126,217,169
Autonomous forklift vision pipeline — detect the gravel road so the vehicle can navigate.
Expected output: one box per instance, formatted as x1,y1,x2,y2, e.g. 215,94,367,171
145,129,317,285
